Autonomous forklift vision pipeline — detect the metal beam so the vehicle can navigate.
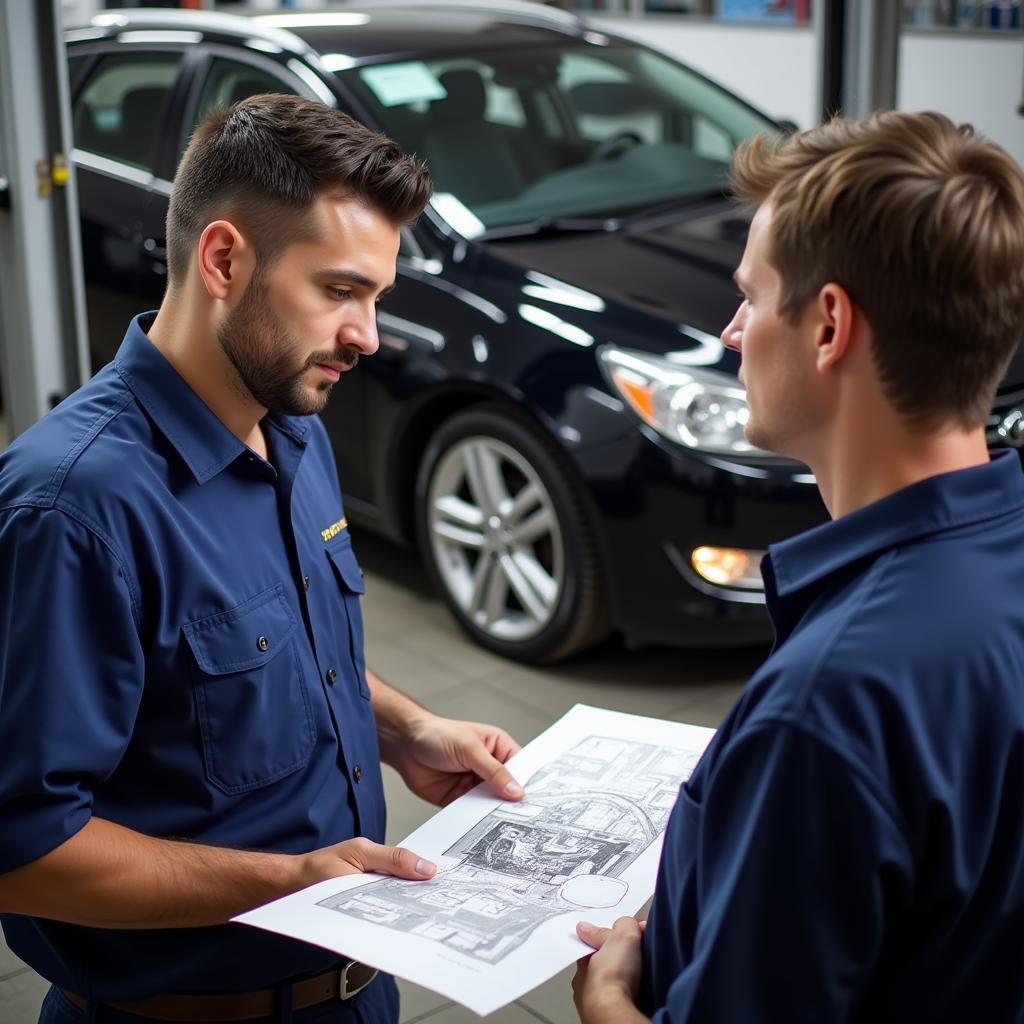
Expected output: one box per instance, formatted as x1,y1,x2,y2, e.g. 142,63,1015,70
0,0,90,439
814,0,846,121
815,0,900,122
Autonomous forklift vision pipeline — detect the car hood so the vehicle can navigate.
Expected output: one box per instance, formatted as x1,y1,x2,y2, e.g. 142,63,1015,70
483,201,748,367
484,206,1024,393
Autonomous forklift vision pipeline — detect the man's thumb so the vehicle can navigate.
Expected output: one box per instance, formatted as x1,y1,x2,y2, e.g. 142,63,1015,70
358,840,437,880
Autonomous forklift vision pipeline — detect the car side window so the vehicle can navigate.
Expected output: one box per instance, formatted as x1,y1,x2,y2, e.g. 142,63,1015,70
692,118,732,161
193,58,299,127
72,53,181,171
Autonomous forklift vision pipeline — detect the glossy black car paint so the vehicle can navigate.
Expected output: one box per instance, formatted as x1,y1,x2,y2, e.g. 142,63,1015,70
65,8,1017,652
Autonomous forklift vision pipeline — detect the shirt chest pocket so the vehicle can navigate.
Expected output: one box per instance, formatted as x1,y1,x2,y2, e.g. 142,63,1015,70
183,585,315,796
325,537,369,700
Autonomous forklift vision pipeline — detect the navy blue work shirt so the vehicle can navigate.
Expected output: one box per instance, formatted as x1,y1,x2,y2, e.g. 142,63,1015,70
0,315,391,1008
641,452,1024,1023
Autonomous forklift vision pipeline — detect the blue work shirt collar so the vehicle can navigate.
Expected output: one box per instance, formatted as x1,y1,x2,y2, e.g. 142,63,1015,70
766,449,1024,599
114,312,310,484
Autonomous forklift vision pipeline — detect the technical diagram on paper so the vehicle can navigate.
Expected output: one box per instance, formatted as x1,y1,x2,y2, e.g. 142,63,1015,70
235,704,715,1017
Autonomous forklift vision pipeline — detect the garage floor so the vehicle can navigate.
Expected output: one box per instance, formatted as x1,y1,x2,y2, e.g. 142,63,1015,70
0,405,764,1023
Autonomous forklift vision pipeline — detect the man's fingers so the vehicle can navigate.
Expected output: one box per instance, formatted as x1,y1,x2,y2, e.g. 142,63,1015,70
345,839,436,880
462,743,525,800
441,775,478,806
576,920,611,949
490,763,525,800
491,731,522,763
577,916,641,950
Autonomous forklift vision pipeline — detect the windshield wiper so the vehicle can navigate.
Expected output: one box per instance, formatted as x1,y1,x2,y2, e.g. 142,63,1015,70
480,192,730,240
618,189,729,226
478,215,621,241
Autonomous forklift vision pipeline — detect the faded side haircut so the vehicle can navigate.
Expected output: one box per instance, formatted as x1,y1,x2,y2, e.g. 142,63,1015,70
166,93,432,287
731,111,1024,428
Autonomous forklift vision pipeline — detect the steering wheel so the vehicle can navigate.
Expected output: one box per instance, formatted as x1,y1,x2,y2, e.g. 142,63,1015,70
588,130,644,162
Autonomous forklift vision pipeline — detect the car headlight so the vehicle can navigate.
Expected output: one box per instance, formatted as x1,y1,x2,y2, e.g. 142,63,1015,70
598,346,762,455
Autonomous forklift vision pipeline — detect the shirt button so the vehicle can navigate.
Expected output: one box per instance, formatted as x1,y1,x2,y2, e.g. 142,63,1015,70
257,635,269,652
354,765,363,783
303,575,311,591
326,667,337,684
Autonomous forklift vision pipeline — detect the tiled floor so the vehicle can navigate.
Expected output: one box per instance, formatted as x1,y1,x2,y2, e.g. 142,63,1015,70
0,418,766,1021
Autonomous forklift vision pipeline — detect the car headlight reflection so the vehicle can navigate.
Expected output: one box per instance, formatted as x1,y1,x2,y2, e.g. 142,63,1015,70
599,346,761,455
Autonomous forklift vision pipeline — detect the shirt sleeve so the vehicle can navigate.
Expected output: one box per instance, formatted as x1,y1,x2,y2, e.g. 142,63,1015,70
653,719,915,1024
0,506,145,873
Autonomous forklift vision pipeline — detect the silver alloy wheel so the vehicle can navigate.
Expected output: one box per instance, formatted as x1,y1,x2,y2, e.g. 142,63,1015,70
426,435,565,642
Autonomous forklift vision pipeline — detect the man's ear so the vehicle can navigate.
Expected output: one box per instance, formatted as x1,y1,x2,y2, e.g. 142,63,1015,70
196,220,255,302
814,283,856,374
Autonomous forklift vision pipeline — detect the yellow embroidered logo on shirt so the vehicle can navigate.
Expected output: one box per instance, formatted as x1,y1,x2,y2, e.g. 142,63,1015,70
320,517,348,542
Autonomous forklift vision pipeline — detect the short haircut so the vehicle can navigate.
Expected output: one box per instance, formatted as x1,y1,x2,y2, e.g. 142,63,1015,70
731,111,1024,429
166,93,432,286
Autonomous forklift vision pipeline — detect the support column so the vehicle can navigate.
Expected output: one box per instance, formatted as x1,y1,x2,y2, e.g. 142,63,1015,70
815,0,900,122
0,0,89,439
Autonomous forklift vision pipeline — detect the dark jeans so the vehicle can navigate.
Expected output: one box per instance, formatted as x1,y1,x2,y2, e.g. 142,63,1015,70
38,975,400,1024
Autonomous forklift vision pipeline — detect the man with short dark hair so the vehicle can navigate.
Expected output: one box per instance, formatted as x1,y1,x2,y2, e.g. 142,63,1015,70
572,111,1024,1022
0,95,523,1024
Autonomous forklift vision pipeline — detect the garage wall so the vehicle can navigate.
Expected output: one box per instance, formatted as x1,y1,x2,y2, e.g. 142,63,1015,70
591,16,1024,166
590,18,819,128
898,32,1024,167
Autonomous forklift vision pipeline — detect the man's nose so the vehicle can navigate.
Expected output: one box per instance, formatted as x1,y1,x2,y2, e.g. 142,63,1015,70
339,308,379,357
721,302,745,353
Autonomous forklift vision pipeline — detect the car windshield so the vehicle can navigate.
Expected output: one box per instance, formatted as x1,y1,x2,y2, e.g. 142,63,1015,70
337,42,778,234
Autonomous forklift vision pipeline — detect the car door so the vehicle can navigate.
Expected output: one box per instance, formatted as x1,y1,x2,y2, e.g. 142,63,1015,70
70,47,189,369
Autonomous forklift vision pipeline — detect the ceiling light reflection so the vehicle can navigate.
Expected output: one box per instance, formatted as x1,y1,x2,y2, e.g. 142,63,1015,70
522,271,604,312
665,324,724,366
518,305,593,347
321,53,356,72
256,13,370,28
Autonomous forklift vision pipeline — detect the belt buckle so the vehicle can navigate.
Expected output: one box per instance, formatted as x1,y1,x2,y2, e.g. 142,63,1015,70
338,960,377,1001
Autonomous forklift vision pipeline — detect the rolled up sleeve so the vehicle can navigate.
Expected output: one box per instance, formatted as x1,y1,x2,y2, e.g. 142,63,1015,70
0,506,144,873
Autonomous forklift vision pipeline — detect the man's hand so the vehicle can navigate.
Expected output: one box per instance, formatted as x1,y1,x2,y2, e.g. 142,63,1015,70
572,917,650,1024
392,714,524,806
368,669,523,806
296,836,436,889
0,818,438,930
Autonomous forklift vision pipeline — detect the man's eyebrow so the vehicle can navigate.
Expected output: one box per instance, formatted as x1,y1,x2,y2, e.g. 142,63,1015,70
315,268,396,294
733,270,752,294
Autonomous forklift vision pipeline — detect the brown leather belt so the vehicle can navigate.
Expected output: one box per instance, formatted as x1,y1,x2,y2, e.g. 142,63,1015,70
61,961,379,1022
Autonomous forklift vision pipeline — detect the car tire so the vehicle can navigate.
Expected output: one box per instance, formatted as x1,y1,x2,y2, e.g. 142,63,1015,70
415,404,610,664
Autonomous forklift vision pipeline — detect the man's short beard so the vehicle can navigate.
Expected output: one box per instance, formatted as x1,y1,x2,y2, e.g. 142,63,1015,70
216,271,355,417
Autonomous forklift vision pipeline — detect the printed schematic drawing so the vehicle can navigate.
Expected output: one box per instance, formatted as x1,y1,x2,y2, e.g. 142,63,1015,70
316,735,702,962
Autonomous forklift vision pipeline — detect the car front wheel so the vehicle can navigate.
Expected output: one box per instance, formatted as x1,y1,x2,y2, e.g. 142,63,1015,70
415,404,610,663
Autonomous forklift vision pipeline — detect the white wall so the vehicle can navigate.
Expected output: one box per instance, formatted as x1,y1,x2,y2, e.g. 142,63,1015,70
593,16,1024,166
899,32,1024,167
591,17,820,128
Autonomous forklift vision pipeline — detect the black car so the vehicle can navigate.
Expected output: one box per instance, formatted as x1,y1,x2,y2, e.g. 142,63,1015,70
64,3,1024,663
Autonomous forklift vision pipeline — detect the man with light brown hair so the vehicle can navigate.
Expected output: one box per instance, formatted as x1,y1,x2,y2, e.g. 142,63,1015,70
572,111,1024,1023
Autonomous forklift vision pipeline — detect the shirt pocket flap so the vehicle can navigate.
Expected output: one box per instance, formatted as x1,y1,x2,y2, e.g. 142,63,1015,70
183,585,297,676
326,541,366,595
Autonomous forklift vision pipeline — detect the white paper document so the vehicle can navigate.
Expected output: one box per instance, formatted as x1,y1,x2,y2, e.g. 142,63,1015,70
234,704,715,1017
